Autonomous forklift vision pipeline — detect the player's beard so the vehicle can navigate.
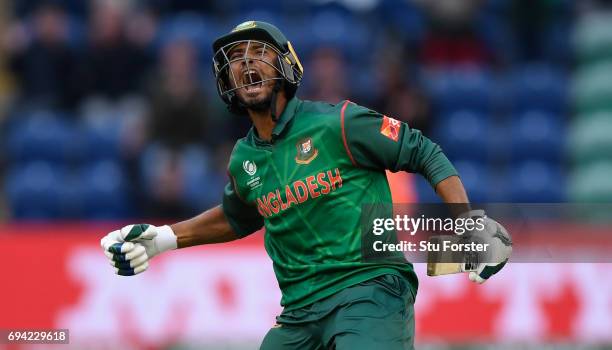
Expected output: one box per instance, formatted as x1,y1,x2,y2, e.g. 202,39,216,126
238,90,272,112
236,81,276,112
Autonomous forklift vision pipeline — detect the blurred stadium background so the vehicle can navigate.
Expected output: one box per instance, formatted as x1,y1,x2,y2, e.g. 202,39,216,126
0,0,611,349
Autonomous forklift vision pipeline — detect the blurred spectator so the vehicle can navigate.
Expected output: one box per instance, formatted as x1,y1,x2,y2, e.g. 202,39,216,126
146,39,212,150
418,0,494,67
7,3,78,110
580,0,612,11
12,0,88,18
140,38,218,218
124,7,158,50
0,0,16,116
372,54,431,133
0,0,579,219
146,0,214,15
302,46,349,104
382,83,431,134
76,0,151,101
510,0,567,62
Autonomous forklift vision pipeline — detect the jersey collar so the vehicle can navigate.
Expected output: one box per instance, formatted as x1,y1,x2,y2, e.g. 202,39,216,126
250,96,300,146
272,96,299,138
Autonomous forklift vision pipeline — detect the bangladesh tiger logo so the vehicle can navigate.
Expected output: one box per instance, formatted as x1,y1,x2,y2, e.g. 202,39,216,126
295,137,318,164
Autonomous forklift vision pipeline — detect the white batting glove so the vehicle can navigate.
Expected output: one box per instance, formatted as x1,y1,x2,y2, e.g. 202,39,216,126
460,210,513,284
100,224,177,276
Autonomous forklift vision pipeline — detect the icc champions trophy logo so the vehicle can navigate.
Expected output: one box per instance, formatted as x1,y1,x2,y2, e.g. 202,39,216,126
243,160,257,176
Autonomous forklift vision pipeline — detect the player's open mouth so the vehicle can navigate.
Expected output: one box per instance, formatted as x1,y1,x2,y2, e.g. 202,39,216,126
243,70,263,91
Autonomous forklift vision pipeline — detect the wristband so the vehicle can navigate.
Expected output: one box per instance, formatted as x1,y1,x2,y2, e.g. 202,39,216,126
156,225,178,253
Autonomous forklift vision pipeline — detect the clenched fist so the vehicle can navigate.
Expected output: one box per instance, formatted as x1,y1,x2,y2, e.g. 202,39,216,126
100,224,177,276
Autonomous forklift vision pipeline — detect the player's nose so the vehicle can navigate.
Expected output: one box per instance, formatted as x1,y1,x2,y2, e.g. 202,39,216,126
236,55,255,70
246,52,258,63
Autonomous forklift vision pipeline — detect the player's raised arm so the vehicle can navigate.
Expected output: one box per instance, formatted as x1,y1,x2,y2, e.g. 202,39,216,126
341,101,459,190
342,102,511,283
100,180,264,276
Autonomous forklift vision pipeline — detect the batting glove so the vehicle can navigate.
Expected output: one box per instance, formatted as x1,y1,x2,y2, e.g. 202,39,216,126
100,224,177,276
460,210,512,284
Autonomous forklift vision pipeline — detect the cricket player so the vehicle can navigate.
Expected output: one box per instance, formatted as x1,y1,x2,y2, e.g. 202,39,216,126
101,21,510,349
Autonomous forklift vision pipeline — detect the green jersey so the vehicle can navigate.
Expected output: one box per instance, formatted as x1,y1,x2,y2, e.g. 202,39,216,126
222,97,457,310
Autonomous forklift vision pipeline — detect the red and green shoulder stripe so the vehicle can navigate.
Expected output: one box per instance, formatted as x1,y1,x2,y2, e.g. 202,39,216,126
338,100,459,188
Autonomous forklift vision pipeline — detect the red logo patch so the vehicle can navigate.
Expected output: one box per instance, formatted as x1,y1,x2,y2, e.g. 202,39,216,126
380,115,400,142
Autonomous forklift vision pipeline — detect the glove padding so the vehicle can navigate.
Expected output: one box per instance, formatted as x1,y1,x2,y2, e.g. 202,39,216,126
460,210,512,284
100,224,177,276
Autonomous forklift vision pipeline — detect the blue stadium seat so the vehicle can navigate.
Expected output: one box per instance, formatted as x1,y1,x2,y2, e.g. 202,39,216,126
181,147,220,209
510,110,565,163
5,111,83,163
510,64,567,114
156,13,224,57
140,144,220,210
281,19,316,59
4,162,66,219
347,63,378,103
508,161,565,202
183,168,224,211
280,0,312,14
541,20,572,65
139,143,169,194
230,11,286,31
81,114,124,161
78,161,131,219
307,0,353,15
305,10,371,61
233,0,287,14
434,110,490,162
425,67,496,114
373,0,426,43
475,10,517,62
452,160,492,203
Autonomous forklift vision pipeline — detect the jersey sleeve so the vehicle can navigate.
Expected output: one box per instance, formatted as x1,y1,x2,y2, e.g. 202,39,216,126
341,101,458,188
221,179,264,238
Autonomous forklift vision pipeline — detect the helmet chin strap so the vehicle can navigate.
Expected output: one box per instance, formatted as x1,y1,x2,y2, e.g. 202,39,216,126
269,80,283,122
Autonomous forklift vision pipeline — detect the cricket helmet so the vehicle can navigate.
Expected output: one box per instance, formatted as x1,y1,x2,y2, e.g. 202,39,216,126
212,21,304,114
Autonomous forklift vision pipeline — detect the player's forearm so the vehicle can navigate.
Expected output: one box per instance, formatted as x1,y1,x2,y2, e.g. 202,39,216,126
435,175,471,216
170,205,240,248
435,175,468,202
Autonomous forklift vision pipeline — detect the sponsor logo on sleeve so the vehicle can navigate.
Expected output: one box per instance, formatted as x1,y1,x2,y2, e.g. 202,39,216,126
380,115,400,142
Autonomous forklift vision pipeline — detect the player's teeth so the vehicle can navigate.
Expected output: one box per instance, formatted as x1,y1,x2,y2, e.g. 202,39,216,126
244,71,260,82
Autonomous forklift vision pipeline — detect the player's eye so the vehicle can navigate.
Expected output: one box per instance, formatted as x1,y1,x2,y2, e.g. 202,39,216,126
229,51,244,60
